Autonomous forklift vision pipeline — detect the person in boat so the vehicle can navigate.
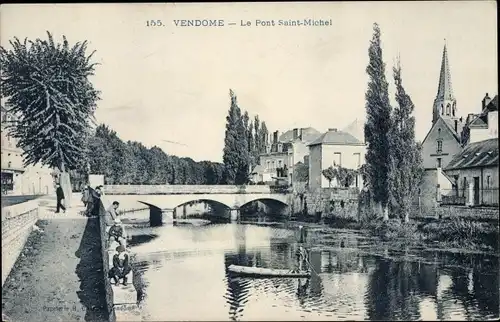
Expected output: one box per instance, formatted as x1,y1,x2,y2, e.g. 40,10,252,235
108,245,132,286
293,245,309,273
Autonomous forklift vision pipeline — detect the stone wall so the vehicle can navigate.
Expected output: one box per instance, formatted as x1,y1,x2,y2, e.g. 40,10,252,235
291,187,359,220
98,199,140,321
437,205,499,220
1,200,39,286
104,184,272,195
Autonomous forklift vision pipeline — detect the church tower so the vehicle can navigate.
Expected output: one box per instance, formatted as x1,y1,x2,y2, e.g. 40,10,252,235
432,42,458,124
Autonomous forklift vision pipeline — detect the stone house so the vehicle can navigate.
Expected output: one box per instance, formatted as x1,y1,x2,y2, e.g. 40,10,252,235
308,128,365,190
443,138,498,206
1,105,54,195
251,127,321,184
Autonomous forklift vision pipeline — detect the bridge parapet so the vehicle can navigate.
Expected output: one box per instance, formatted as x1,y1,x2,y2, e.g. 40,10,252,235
104,184,275,195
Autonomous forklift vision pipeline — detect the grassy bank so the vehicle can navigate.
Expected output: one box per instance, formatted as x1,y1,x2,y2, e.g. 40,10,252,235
318,214,499,253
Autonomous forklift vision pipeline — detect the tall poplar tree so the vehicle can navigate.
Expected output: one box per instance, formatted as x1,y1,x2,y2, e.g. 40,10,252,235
260,121,269,153
247,119,255,168
388,59,424,222
223,89,249,184
253,116,261,163
364,23,392,220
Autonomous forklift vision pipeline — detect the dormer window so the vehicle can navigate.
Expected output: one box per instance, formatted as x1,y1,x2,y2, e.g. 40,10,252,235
278,143,283,153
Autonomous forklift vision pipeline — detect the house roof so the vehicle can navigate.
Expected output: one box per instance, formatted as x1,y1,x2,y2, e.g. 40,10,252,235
422,116,461,146
469,114,488,128
308,129,363,146
441,117,463,141
279,127,321,143
484,95,498,113
444,138,499,171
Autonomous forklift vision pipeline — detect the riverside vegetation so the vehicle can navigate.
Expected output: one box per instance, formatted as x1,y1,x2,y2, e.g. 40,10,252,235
317,209,499,254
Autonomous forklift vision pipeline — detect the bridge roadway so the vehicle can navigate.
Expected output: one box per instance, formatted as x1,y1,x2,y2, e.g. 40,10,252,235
103,184,291,211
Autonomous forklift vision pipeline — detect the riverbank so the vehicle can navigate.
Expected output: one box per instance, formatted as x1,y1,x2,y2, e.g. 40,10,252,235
1,217,108,322
289,215,499,256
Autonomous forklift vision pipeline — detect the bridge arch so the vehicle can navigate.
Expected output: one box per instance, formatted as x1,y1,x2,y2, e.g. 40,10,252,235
239,198,289,209
171,199,233,211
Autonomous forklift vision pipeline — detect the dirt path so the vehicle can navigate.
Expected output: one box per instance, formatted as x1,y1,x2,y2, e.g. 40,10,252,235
1,216,108,322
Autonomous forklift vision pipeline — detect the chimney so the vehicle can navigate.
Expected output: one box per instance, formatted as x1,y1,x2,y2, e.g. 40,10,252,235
467,113,475,124
328,128,338,132
298,128,303,140
293,128,299,140
482,93,492,110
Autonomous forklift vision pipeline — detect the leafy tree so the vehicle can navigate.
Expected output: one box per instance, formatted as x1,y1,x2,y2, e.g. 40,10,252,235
223,89,249,184
364,23,392,220
335,166,358,187
387,60,424,222
293,161,309,182
0,32,100,206
322,166,337,187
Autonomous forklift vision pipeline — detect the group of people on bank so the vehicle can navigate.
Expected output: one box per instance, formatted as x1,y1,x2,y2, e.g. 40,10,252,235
80,185,132,286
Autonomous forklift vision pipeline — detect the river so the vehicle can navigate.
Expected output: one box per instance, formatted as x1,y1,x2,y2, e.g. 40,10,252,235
124,220,499,321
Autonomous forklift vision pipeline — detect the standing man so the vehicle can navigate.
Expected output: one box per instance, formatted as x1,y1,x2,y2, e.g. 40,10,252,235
55,183,66,214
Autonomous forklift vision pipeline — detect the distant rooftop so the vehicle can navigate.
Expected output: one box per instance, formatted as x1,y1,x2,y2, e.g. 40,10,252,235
279,127,321,143
445,138,498,171
342,118,365,143
308,128,364,146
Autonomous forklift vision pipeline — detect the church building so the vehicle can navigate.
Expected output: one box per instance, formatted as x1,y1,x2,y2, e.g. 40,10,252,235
419,43,466,212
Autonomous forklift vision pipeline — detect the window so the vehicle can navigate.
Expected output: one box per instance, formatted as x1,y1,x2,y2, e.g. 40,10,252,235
266,161,270,170
446,104,451,115
355,175,359,188
8,161,12,168
437,140,443,153
333,153,342,166
487,175,491,188
353,153,361,168
278,144,283,153
437,158,442,168
278,160,282,168
272,161,275,169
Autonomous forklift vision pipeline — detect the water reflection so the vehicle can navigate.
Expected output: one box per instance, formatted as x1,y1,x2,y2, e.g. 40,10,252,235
126,223,499,321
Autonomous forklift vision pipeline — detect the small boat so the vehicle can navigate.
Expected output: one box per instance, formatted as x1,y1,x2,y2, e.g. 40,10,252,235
227,264,311,278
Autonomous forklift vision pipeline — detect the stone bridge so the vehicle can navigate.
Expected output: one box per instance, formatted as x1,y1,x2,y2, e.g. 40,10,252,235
102,184,292,225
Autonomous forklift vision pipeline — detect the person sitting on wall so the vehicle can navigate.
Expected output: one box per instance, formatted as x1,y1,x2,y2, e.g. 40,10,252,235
108,245,132,286
81,184,90,207
105,201,120,232
108,217,127,246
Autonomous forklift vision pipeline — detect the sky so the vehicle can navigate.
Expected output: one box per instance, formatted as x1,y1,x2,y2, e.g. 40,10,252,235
1,2,497,163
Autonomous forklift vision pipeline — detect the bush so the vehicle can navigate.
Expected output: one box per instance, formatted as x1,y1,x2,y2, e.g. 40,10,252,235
361,217,420,242
421,217,498,250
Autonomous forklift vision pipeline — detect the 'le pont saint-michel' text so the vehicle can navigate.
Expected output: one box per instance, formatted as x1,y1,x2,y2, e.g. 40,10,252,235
172,19,333,27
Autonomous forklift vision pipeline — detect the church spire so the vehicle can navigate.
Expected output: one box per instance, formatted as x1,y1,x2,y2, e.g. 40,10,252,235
432,41,457,124
436,42,454,101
